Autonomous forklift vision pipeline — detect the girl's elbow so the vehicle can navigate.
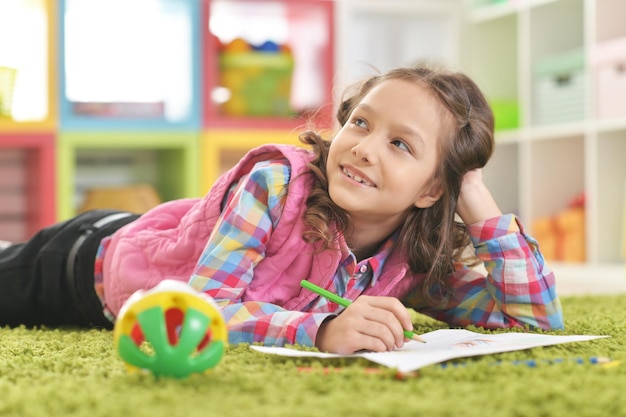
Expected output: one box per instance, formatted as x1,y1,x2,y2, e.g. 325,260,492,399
529,313,564,331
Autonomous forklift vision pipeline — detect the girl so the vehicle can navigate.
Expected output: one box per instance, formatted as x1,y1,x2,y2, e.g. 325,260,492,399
0,65,562,354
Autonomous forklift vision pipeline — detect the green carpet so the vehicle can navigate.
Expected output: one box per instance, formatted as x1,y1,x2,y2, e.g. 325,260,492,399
1,295,625,417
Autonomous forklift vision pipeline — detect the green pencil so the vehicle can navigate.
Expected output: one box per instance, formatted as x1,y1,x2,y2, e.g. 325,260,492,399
300,280,426,343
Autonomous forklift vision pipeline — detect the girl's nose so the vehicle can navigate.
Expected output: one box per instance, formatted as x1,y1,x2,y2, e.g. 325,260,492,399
351,144,368,163
351,137,377,164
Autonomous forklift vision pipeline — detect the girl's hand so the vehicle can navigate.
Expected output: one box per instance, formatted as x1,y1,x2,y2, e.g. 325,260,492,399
314,296,414,354
456,169,502,225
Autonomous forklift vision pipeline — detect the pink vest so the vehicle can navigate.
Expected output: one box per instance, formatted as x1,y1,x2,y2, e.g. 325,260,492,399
103,144,421,317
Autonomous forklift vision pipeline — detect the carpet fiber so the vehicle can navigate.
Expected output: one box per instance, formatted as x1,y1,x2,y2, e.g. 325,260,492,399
1,294,625,417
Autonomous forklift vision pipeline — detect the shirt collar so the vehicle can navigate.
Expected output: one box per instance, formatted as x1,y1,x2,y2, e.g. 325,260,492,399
340,231,398,288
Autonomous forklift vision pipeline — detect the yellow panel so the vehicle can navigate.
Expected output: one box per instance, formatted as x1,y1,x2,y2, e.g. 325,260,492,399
201,129,304,193
0,0,56,131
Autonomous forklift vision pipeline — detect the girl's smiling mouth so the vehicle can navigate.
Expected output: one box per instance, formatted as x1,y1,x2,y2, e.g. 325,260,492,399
341,166,376,187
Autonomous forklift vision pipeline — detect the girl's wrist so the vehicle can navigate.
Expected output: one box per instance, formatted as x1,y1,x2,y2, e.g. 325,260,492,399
457,182,502,225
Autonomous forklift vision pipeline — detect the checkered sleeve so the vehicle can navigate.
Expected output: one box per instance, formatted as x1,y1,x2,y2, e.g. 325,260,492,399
188,159,331,347
218,301,333,346
421,214,563,330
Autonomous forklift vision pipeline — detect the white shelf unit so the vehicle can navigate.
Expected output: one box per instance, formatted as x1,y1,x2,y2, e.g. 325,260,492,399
335,0,626,292
468,0,626,291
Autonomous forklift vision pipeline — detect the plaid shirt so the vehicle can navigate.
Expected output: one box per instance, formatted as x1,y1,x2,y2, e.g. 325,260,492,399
186,158,562,347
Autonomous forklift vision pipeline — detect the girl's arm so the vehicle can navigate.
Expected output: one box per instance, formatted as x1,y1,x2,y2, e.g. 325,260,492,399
188,160,333,347
455,168,502,225
436,214,563,330
413,170,563,330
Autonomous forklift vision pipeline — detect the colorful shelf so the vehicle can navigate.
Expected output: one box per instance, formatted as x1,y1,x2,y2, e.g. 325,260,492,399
0,0,335,242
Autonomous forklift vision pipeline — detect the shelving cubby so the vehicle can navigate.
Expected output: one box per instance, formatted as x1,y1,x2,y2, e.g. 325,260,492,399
57,132,199,221
201,129,301,192
58,0,202,131
200,0,335,185
335,0,465,90
0,133,56,241
481,136,520,217
0,0,57,131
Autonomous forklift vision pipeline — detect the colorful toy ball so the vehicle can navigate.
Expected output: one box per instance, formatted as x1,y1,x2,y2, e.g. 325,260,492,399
113,280,227,379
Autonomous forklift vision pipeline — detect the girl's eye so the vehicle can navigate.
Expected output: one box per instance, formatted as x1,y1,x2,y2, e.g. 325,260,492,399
391,139,411,152
352,117,368,129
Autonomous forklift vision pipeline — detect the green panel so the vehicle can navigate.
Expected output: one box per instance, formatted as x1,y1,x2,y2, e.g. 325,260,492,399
157,145,200,202
56,137,76,221
57,131,199,220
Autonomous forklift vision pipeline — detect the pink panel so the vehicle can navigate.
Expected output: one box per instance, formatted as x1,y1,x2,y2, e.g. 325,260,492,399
0,132,56,240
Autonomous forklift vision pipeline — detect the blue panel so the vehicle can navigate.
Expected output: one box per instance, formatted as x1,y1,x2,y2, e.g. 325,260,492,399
59,0,201,131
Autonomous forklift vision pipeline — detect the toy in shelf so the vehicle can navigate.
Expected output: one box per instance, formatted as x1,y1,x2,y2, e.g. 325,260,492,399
72,102,165,119
532,193,586,263
79,184,161,215
533,48,586,126
218,38,294,117
592,36,626,120
0,66,17,118
490,99,519,131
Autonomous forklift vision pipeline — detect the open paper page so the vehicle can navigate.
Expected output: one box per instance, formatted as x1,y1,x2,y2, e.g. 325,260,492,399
250,329,607,373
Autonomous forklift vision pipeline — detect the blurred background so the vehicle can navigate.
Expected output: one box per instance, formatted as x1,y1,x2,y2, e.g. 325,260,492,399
0,0,625,291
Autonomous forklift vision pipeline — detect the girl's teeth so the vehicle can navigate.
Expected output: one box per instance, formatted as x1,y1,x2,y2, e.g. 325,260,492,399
343,168,372,186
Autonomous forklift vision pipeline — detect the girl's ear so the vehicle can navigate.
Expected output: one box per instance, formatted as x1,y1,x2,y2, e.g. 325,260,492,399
414,181,443,208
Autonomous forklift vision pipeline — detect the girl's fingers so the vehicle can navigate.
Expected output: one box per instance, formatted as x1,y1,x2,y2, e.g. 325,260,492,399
359,308,406,349
349,297,412,349
356,296,413,327
353,320,398,351
316,296,415,354
316,315,392,354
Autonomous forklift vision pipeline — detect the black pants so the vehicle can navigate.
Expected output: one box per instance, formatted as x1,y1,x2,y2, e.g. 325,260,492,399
0,210,139,329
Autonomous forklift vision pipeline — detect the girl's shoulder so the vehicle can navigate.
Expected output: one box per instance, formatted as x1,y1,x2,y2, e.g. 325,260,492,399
247,157,292,186
230,144,316,199
250,157,290,172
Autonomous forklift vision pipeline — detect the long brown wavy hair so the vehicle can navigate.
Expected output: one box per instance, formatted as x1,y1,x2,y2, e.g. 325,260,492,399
299,64,494,306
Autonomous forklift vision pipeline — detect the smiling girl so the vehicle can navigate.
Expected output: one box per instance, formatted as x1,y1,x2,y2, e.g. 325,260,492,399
0,65,562,353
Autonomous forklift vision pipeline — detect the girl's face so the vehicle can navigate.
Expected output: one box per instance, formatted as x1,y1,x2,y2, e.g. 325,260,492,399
327,78,449,227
